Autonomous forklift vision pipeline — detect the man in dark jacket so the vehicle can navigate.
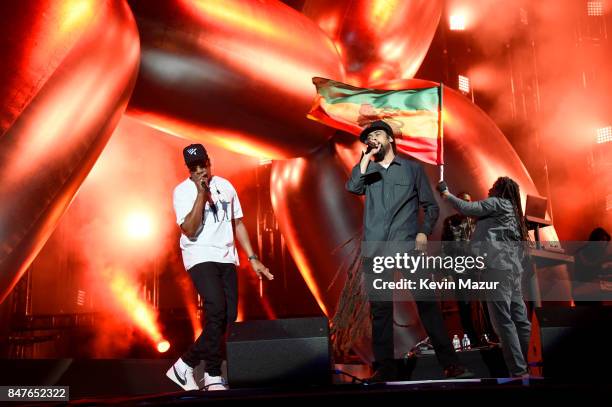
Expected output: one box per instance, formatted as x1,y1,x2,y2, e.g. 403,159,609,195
347,120,470,381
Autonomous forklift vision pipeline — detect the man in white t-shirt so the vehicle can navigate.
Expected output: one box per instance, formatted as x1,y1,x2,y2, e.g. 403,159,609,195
167,143,273,391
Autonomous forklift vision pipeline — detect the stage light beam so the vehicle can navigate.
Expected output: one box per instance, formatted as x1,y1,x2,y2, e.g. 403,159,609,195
110,273,165,350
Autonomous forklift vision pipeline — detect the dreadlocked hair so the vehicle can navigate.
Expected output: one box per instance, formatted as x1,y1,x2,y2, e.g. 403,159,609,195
489,177,530,241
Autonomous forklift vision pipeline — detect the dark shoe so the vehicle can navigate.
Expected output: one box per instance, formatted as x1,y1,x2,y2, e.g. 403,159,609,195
444,365,475,379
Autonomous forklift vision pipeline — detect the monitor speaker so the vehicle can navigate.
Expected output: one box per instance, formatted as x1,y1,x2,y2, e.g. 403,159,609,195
226,317,331,388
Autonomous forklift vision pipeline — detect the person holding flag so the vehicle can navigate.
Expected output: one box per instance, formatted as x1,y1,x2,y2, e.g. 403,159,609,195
437,177,532,377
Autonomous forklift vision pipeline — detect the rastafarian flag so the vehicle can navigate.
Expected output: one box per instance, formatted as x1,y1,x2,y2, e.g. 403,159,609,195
307,77,443,165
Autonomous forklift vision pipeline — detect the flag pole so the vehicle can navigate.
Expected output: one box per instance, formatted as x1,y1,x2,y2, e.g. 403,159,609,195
438,83,444,181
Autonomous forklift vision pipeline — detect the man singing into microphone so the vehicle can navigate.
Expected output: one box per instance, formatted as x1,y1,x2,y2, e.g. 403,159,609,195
167,143,273,391
346,121,470,381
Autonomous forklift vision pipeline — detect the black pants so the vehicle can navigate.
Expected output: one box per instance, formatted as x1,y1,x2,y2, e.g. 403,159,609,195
455,274,496,344
370,300,459,371
182,262,238,376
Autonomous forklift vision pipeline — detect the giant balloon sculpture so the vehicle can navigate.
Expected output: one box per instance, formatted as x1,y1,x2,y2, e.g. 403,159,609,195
0,0,140,304
0,0,556,358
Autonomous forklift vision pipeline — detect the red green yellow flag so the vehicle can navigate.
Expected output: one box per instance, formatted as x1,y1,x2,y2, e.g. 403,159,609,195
307,77,443,165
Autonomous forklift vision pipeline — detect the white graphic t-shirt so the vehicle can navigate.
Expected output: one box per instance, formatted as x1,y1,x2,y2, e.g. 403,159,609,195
173,176,243,270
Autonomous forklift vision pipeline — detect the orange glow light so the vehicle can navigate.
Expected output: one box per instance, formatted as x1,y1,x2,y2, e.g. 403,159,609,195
449,14,466,30
370,0,401,30
189,0,279,39
128,114,286,159
369,66,389,83
60,0,95,33
318,13,341,37
124,211,155,240
157,340,171,353
290,158,306,187
109,273,164,346
291,249,330,317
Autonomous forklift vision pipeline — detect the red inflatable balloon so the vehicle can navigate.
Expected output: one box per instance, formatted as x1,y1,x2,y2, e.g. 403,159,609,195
0,0,140,303
126,0,345,159
301,0,443,86
270,141,363,318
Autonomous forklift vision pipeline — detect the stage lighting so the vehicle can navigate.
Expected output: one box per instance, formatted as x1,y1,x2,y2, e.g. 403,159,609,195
449,14,466,31
607,194,612,211
587,1,604,16
596,126,612,144
458,75,470,94
124,211,154,240
157,340,170,353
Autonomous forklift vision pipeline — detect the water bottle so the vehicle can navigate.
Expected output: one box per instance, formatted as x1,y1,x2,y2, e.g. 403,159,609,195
461,334,471,350
452,334,461,351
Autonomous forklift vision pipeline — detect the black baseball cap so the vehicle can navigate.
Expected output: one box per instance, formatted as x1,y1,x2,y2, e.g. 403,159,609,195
359,120,394,143
183,143,209,166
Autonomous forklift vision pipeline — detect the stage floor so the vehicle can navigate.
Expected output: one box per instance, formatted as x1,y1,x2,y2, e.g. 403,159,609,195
0,359,609,405
59,378,611,405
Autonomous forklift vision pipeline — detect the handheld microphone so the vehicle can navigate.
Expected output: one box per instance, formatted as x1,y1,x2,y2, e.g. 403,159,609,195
365,142,377,154
201,178,210,192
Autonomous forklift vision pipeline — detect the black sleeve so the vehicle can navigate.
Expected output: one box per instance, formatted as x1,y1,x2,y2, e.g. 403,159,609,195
346,163,367,195
416,164,439,235
448,194,498,217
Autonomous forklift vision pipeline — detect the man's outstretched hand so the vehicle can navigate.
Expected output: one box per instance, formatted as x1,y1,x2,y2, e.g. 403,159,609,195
251,259,274,280
415,232,428,252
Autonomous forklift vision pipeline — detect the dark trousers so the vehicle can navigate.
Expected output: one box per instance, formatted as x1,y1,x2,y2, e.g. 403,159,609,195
456,274,496,344
182,262,238,376
486,269,531,376
457,299,478,342
370,300,459,371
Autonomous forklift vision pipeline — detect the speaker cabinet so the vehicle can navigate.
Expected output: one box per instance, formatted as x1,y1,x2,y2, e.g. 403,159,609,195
536,306,612,378
227,317,331,388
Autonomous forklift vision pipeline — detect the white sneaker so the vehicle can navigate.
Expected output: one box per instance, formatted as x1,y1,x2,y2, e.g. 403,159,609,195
166,358,198,391
204,372,228,391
